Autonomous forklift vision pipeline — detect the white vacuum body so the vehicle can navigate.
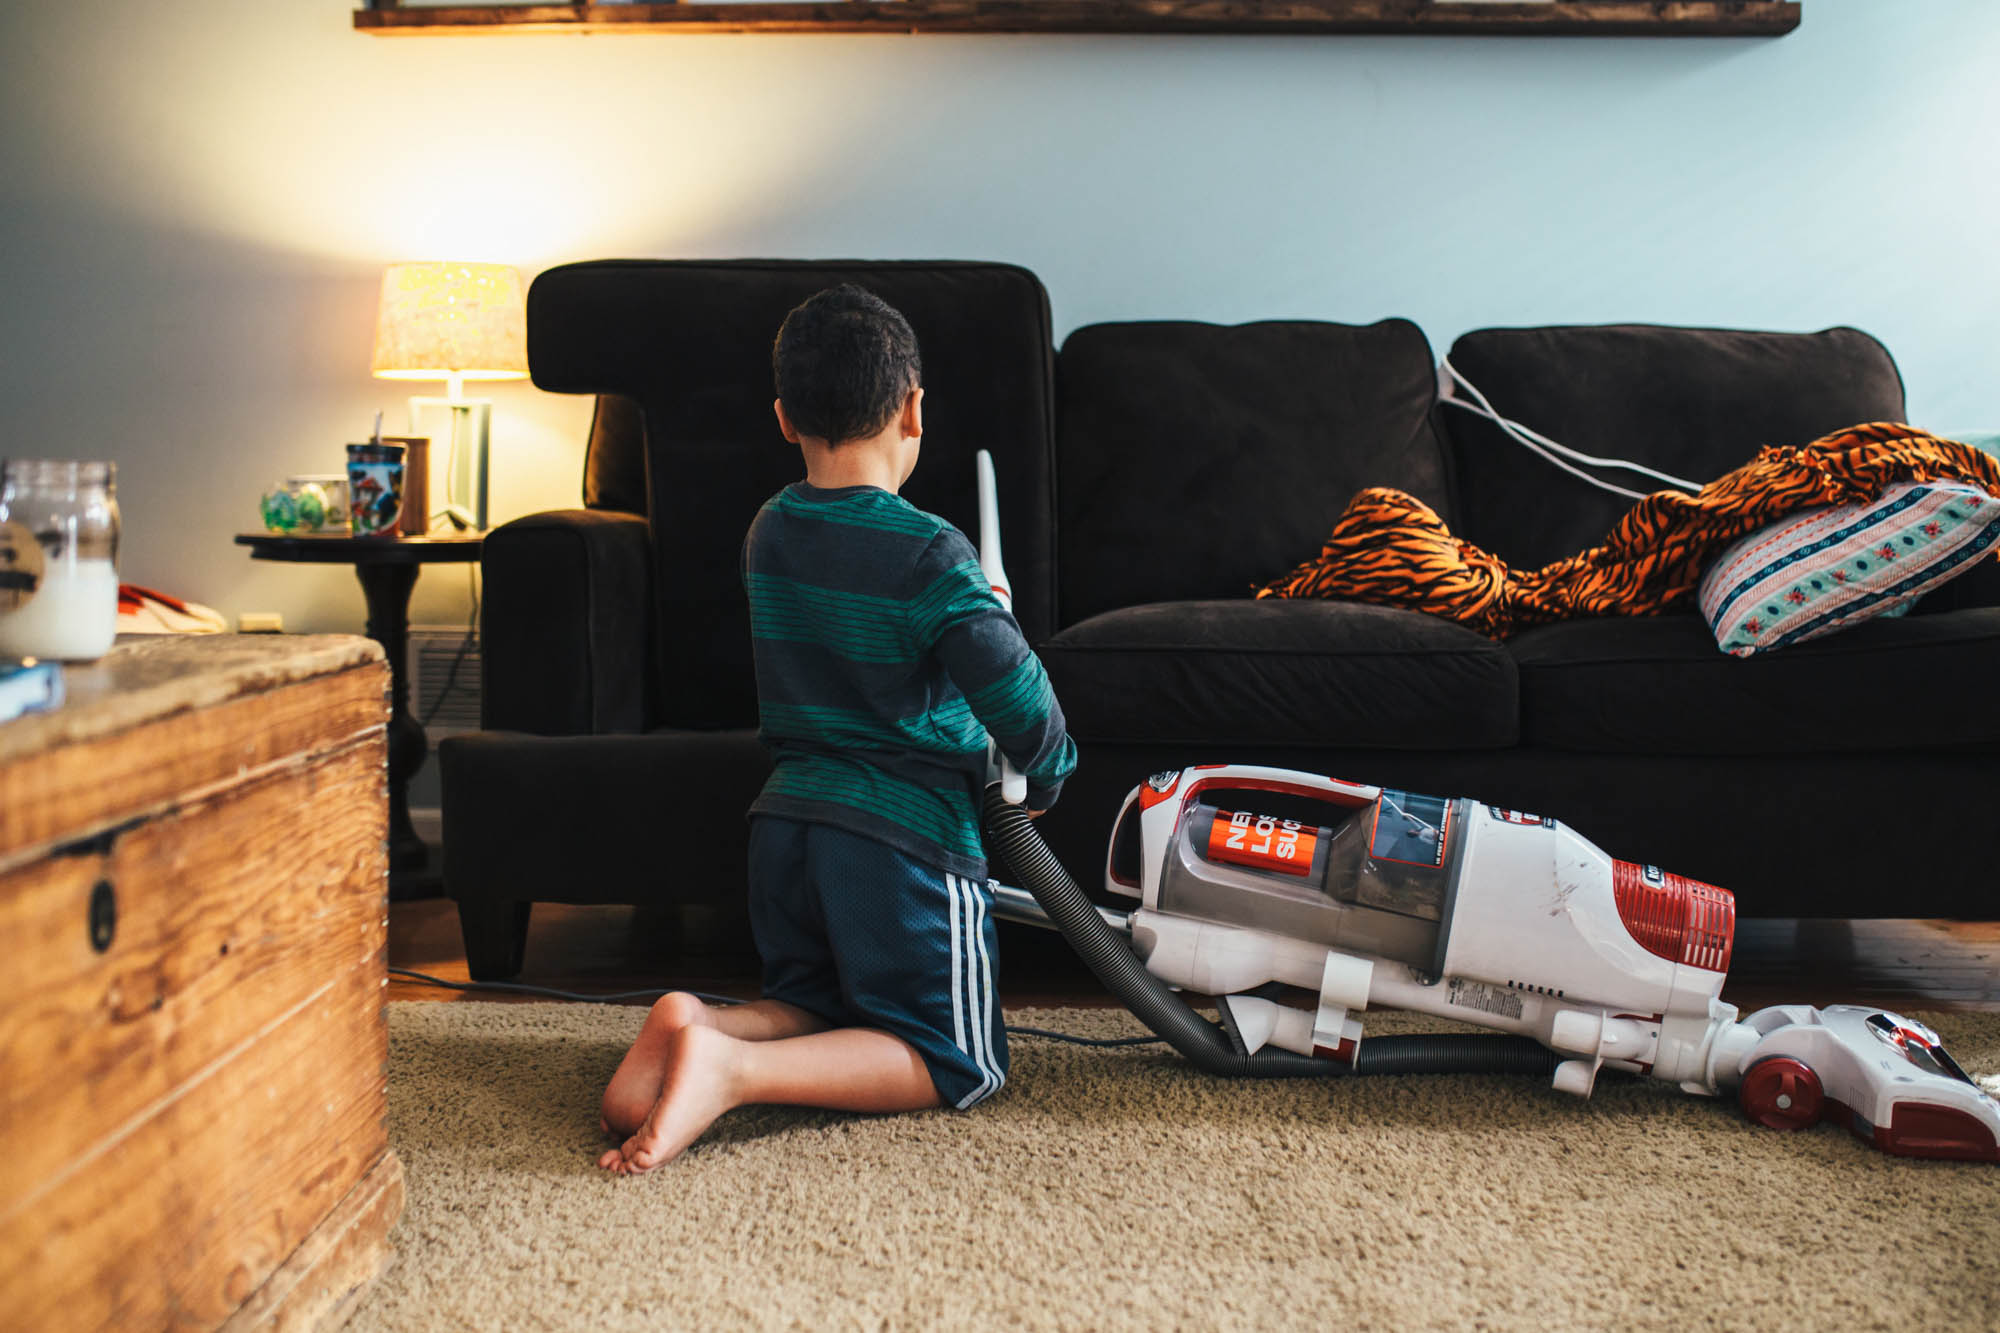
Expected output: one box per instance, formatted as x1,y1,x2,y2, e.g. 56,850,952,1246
1092,763,1999,1162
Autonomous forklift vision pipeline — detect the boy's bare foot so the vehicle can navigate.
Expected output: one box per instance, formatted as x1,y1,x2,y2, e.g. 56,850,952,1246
596,1024,742,1174
600,992,715,1135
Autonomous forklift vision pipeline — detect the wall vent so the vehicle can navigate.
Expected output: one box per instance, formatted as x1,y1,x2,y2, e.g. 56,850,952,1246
409,624,482,735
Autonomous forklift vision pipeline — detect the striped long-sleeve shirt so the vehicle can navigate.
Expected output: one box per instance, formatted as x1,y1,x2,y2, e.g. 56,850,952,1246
742,481,1077,880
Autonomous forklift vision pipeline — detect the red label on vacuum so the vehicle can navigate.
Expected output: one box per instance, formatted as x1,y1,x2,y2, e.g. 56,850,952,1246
1611,860,1735,973
1207,809,1316,877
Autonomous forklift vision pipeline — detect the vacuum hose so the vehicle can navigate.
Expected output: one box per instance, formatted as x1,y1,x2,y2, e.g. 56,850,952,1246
983,789,1561,1080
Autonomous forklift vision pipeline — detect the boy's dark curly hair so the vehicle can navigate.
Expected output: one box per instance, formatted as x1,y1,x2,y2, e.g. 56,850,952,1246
772,284,922,446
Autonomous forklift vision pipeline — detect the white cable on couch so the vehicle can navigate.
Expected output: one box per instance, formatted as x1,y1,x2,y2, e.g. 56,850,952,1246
1438,359,1703,501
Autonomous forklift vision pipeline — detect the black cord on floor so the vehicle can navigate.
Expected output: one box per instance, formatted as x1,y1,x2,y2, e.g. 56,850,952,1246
388,967,740,1006
386,967,1165,1047
1003,1025,1165,1049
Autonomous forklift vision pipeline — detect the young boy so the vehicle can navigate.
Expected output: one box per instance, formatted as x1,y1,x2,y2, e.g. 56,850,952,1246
598,284,1077,1174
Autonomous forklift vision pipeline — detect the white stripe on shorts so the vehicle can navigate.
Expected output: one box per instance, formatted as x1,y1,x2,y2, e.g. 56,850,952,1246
951,874,1002,1108
948,870,966,1058
972,878,1003,1101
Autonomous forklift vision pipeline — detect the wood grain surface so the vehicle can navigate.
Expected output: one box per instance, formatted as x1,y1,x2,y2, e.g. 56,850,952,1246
0,634,382,767
0,636,397,1332
353,0,1803,37
0,657,387,866
0,739,387,1211
0,966,388,1330
218,1153,406,1333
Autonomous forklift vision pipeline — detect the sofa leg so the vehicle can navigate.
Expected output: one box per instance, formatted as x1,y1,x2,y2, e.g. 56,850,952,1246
457,900,532,981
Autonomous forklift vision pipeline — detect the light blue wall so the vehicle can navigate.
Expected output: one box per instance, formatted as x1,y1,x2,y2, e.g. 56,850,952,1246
1,0,1994,633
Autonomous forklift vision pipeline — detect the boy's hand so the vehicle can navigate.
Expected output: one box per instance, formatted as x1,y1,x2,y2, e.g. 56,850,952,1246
1028,809,1046,819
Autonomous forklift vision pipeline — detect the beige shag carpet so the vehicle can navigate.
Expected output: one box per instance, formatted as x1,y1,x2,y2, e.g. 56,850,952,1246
348,1002,2000,1332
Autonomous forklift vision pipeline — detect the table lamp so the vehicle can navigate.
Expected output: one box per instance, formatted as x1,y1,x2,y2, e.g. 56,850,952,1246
370,262,528,531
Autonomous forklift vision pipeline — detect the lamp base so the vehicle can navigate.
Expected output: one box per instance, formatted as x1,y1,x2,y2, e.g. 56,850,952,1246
407,395,491,532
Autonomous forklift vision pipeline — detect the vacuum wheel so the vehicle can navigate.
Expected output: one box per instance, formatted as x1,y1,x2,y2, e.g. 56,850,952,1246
1738,1056,1825,1131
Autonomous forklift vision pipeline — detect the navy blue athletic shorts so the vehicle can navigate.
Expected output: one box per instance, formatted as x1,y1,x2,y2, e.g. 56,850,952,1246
746,815,1008,1109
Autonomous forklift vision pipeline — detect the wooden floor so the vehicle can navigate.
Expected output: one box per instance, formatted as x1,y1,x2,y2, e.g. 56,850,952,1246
389,899,2000,1014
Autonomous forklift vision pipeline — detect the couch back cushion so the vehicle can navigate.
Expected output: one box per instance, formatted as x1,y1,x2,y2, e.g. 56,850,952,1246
1054,319,1452,626
1441,324,1907,569
528,260,1057,728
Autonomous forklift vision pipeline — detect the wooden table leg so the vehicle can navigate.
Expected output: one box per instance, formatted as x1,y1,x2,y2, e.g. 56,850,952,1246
354,562,427,874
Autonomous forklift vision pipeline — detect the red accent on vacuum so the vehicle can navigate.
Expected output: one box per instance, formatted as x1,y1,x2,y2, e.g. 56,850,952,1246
1738,1057,1824,1131
1611,861,1736,973
1874,1102,2000,1162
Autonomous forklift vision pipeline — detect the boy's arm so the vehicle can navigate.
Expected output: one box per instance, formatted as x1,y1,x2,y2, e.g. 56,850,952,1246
911,531,1077,809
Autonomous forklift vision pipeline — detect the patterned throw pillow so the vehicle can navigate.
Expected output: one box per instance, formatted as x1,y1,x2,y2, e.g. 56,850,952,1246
1697,479,2000,657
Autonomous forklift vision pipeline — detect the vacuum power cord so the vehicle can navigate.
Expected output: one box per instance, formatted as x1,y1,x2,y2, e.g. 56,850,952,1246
388,968,740,1006
1438,358,1703,501
386,967,1166,1048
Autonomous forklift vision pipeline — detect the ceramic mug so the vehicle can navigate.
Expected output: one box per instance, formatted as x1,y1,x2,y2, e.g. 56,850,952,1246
346,442,406,537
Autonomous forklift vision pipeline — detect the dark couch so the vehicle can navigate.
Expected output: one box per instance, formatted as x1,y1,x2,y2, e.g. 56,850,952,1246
440,259,2000,979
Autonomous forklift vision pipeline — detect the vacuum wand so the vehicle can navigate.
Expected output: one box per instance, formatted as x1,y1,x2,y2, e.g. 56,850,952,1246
975,450,1029,807
990,880,1130,936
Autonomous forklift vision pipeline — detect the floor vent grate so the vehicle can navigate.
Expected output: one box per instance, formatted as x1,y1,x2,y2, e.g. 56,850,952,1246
409,625,481,734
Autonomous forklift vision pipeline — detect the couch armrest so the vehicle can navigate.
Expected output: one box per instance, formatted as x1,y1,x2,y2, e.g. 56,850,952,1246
481,508,654,735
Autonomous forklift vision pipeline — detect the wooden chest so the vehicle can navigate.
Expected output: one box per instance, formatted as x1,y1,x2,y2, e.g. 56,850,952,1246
0,634,403,1331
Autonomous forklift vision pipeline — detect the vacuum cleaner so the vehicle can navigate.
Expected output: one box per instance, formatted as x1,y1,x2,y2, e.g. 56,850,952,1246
970,452,1998,1162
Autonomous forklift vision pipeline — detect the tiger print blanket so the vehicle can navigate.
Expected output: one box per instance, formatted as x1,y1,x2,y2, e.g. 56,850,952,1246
1252,423,2000,638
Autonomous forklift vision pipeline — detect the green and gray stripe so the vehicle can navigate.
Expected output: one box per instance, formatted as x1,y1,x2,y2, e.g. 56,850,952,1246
769,487,941,538
763,757,986,863
758,697,986,758
745,573,913,663
744,482,1073,878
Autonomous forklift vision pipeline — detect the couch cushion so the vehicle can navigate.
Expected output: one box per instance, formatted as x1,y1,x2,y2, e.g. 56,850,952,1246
1511,609,2000,753
529,260,1057,728
1039,600,1517,749
1442,324,1908,570
1055,319,1452,627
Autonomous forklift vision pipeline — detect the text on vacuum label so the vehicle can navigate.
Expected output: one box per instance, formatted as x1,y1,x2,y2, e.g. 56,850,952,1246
1448,977,1525,1020
1207,809,1316,878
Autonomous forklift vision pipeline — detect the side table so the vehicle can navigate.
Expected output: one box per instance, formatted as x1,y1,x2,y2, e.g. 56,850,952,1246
235,531,483,892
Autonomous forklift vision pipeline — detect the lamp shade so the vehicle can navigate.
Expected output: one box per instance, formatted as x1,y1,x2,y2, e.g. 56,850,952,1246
370,262,529,382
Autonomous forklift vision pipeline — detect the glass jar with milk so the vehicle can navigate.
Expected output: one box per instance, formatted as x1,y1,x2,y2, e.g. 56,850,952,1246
0,460,120,661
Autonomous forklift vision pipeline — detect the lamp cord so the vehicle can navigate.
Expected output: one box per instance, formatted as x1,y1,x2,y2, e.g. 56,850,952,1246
419,562,480,728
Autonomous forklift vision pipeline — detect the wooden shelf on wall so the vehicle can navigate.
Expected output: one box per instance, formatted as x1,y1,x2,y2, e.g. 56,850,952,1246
352,1,1802,38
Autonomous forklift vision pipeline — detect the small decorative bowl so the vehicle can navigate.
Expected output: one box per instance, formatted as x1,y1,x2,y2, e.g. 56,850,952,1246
261,475,350,534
